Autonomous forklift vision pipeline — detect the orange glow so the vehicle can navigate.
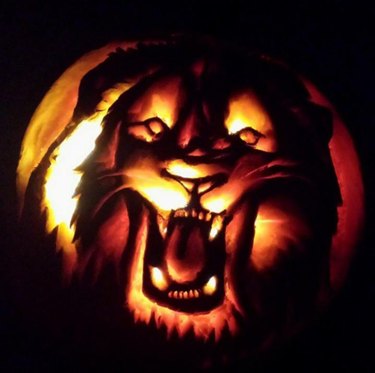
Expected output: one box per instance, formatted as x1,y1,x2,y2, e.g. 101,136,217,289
127,210,240,341
226,92,270,134
124,164,189,211
44,116,103,234
44,84,131,231
141,186,187,210
149,94,175,128
129,77,181,128
251,201,311,271
166,160,204,178
17,43,132,212
128,119,168,143
209,215,224,240
165,159,226,179
202,194,231,214
41,115,104,278
225,92,276,152
124,159,232,214
128,124,155,142
156,214,168,238
41,82,132,276
16,39,365,348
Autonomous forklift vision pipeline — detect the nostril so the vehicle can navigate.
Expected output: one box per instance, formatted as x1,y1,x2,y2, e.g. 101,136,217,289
212,137,231,150
188,148,207,156
178,133,207,150
176,113,200,149
182,137,231,158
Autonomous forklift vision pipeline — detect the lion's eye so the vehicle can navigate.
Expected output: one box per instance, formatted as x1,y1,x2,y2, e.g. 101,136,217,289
127,117,168,142
224,92,277,152
237,127,262,146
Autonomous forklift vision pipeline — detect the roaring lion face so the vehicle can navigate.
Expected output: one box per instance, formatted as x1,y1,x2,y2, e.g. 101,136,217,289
19,38,342,348
66,40,339,341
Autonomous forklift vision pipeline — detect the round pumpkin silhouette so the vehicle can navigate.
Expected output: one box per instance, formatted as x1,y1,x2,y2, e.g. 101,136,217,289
17,36,364,368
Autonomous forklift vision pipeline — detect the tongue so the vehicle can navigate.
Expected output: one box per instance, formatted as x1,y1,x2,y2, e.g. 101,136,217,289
164,219,209,283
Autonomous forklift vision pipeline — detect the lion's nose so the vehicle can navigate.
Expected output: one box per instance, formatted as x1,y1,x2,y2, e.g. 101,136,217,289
175,102,232,159
176,106,206,150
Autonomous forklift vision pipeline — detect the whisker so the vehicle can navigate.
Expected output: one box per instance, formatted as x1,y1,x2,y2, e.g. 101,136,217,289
97,171,126,180
71,184,128,231
90,184,129,218
240,158,302,180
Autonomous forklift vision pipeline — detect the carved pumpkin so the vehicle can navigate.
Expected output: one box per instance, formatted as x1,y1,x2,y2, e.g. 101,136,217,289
17,36,364,367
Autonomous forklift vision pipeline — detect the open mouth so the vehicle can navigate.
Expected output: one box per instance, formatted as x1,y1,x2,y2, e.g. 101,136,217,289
142,206,228,313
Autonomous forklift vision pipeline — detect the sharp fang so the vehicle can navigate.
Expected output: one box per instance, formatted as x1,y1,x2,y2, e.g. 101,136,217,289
192,209,197,218
183,291,189,299
173,291,178,299
209,215,224,241
157,215,168,239
203,276,217,295
206,212,212,221
194,289,199,298
189,290,194,298
168,291,173,298
198,212,204,220
150,267,168,291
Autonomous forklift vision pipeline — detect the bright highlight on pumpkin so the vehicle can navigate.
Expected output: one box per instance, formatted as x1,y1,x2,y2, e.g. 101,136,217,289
203,196,229,214
150,266,169,291
142,186,188,211
44,116,103,234
133,77,181,129
43,83,132,245
125,169,189,211
226,92,270,135
225,92,277,153
149,94,175,128
203,276,217,295
209,215,224,240
166,160,207,179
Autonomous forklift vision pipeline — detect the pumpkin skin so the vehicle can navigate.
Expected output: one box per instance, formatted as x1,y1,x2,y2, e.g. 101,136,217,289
17,37,364,367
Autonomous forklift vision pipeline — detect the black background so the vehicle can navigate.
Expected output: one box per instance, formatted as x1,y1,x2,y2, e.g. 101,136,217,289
0,1,373,371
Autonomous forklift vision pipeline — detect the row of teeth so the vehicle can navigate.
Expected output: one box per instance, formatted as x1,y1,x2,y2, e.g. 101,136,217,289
174,209,225,241
168,289,201,299
157,210,225,241
173,208,212,221
150,267,218,298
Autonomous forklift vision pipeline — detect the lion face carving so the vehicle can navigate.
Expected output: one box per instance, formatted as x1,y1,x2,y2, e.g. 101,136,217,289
17,37,363,357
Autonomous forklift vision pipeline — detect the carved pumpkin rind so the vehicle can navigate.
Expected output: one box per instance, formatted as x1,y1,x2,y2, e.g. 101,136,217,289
17,36,364,363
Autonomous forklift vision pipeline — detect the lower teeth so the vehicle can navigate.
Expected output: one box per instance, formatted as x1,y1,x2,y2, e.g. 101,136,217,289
168,290,201,299
166,276,217,299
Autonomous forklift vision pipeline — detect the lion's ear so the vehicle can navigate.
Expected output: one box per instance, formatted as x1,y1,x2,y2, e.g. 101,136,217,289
288,101,333,146
72,49,129,122
72,42,181,123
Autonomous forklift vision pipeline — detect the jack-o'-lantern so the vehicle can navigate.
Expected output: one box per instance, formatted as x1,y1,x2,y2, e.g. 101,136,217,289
17,36,364,368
